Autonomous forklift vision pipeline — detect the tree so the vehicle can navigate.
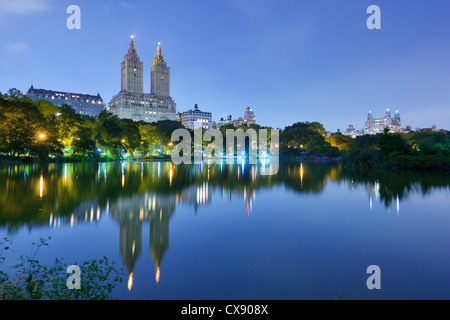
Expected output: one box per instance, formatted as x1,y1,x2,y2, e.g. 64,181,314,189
0,91,47,157
96,111,123,159
119,119,141,155
71,126,96,158
377,127,411,155
138,123,162,155
327,133,355,151
154,120,185,153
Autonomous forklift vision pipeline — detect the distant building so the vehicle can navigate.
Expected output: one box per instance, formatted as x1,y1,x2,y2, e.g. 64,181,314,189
180,104,212,129
364,109,402,135
243,105,256,124
215,106,257,128
215,115,232,129
26,85,105,117
233,117,245,128
109,37,176,122
342,124,363,138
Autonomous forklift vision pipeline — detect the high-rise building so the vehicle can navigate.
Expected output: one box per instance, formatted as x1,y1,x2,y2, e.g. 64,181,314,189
364,109,402,135
151,43,170,97
26,85,105,117
121,36,144,94
109,37,176,122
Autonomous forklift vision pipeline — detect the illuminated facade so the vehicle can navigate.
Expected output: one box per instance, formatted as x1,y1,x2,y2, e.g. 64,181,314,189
121,35,143,94
180,104,212,129
109,37,176,122
364,109,402,135
243,105,256,124
26,85,105,117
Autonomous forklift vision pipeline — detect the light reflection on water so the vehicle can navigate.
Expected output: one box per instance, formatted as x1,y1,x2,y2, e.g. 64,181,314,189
1,160,450,299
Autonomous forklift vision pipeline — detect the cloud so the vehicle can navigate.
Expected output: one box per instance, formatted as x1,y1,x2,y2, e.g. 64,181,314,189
119,1,136,9
0,0,50,18
4,42,28,53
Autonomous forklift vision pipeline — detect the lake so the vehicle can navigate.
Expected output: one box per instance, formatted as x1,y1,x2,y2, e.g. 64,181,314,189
1,160,450,300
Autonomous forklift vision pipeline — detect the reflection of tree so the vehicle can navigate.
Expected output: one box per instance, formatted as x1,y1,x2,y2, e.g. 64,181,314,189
339,167,450,207
2,160,450,290
1,160,450,230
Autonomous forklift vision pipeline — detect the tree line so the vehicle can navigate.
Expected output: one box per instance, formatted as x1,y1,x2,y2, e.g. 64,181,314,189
0,88,184,161
1,88,450,170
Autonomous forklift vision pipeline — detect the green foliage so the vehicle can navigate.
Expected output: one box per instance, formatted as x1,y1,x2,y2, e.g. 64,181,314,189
0,236,125,300
2,88,450,171
0,91,49,158
0,89,187,162
340,127,450,170
327,133,355,151
280,122,337,157
377,127,411,155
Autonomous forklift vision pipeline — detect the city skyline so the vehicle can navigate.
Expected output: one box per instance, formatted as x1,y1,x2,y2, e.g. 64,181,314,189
1,0,450,131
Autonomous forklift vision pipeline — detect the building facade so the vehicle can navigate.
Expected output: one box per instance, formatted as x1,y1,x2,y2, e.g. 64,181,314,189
364,109,402,135
180,104,212,129
109,37,176,122
121,35,144,94
26,85,105,117
151,43,170,98
243,105,256,124
342,124,363,138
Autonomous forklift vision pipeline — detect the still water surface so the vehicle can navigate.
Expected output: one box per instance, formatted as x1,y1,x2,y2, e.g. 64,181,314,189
1,160,450,299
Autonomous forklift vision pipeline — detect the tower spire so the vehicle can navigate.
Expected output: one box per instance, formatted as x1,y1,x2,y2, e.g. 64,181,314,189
156,42,162,59
121,35,143,93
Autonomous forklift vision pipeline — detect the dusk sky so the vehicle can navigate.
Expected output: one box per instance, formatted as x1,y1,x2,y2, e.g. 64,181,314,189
1,0,450,131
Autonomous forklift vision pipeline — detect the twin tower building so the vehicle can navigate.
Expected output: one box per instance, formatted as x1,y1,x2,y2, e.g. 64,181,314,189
108,36,176,122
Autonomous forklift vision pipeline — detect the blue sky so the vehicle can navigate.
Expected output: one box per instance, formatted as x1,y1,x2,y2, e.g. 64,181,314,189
1,0,450,131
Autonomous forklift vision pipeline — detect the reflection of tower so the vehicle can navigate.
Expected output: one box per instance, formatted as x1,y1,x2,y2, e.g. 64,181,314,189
149,195,175,284
119,220,142,291
108,192,176,289
109,196,144,291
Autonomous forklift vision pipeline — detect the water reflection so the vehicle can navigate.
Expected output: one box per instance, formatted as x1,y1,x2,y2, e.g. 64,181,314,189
1,160,450,291
2,160,450,227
